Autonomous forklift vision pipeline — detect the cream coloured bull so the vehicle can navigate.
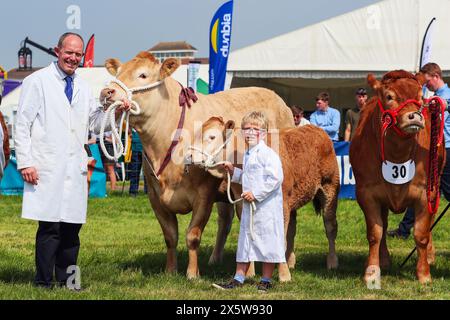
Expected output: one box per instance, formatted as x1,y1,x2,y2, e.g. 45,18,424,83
100,51,294,279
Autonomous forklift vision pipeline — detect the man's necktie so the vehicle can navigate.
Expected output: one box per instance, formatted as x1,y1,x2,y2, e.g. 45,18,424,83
64,76,73,104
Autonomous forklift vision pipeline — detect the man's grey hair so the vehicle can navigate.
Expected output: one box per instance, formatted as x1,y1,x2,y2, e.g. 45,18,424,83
57,32,84,49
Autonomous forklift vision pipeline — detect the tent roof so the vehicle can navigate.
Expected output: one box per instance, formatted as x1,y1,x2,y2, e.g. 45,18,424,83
228,0,450,77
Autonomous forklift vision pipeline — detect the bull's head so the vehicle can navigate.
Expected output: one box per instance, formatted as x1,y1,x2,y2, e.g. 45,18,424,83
368,70,427,134
185,116,236,179
100,51,180,109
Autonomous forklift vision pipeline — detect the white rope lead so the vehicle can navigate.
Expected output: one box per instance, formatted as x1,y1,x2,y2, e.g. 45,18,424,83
99,78,162,161
188,145,257,240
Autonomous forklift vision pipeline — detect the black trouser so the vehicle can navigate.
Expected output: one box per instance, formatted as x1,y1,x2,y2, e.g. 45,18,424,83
35,221,82,287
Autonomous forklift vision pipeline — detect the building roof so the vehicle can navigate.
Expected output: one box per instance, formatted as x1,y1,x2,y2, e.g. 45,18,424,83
149,41,198,52
180,57,209,65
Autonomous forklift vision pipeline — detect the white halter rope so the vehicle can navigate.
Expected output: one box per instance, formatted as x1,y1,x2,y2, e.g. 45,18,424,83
99,78,163,161
188,142,257,240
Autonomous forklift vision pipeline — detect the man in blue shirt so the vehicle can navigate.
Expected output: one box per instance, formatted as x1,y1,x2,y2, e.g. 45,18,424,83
310,92,341,141
388,62,450,239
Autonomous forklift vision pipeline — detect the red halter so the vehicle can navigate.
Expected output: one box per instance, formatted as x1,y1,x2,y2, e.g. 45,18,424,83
378,96,446,214
378,98,424,163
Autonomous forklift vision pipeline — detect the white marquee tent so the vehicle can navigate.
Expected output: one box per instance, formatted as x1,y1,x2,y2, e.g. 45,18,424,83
227,0,450,116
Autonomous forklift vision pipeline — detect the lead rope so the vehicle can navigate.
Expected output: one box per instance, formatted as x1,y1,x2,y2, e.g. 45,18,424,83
99,78,162,161
187,144,257,240
426,96,446,214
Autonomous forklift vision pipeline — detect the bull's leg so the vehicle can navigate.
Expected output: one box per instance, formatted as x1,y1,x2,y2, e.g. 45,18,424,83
379,208,391,270
278,203,292,282
153,207,179,274
144,173,179,274
413,205,433,284
209,202,234,265
359,197,383,289
322,184,339,270
186,197,215,279
286,210,297,269
427,215,436,265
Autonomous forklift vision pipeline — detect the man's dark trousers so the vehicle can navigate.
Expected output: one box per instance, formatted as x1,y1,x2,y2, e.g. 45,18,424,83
35,221,82,287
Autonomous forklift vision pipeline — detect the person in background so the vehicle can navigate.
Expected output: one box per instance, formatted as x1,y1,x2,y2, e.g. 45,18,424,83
344,88,368,141
0,105,10,181
310,92,341,141
388,62,450,239
98,131,117,191
290,105,310,127
128,129,147,197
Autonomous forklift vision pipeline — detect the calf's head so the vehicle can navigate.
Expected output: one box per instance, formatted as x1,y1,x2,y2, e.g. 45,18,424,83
186,116,235,179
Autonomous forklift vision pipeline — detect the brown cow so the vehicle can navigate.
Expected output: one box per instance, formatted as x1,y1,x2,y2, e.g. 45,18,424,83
187,117,340,280
350,70,445,287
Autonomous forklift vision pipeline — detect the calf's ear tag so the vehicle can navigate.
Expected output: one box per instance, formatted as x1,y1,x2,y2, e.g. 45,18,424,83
382,160,415,184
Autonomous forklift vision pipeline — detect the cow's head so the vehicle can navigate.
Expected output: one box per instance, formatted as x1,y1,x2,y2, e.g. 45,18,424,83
368,70,427,135
186,116,235,179
100,51,180,108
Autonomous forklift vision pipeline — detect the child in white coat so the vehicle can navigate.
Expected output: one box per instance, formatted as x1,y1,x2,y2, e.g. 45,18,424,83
212,111,285,292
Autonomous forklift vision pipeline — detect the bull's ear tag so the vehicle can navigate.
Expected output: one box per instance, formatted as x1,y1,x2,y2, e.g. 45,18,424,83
382,160,415,184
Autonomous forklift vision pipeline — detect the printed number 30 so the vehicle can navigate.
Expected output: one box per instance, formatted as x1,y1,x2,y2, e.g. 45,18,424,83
392,165,407,179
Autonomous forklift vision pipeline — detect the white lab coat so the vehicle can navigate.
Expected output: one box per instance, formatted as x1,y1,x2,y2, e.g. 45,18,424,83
231,140,286,263
15,63,105,224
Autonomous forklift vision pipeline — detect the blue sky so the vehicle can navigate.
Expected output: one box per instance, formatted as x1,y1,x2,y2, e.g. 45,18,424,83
0,0,380,71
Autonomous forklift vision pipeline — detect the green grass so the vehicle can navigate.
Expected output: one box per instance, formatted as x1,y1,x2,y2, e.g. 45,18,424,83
1,191,450,300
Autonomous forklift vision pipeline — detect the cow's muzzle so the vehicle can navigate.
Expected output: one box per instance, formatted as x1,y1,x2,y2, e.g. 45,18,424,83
398,111,425,134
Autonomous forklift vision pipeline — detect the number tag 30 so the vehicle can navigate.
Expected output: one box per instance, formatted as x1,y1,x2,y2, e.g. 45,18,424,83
382,160,415,184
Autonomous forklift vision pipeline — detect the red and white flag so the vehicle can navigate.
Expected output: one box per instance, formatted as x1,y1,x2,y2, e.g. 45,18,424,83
83,34,95,68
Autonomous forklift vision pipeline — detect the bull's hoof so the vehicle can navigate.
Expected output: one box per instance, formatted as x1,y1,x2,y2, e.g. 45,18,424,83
287,252,296,269
186,269,200,280
364,265,381,290
418,274,432,285
278,263,292,282
327,254,339,270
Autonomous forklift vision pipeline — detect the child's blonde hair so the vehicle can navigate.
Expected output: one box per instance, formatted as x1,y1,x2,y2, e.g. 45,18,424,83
241,111,269,130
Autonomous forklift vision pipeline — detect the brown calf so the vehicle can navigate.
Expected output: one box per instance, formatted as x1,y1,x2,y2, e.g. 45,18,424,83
188,117,340,281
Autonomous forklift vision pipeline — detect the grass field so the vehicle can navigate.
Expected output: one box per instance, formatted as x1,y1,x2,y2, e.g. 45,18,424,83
1,190,450,300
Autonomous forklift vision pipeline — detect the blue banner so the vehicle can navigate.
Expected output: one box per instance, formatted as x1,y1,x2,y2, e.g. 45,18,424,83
209,0,233,93
333,141,356,199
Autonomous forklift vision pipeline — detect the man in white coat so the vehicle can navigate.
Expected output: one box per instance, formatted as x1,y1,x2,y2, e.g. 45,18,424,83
15,33,128,289
213,111,285,292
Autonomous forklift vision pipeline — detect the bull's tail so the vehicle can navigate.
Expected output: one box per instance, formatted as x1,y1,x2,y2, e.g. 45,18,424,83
312,188,326,216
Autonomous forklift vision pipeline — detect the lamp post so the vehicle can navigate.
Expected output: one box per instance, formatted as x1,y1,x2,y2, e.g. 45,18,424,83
18,45,33,70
